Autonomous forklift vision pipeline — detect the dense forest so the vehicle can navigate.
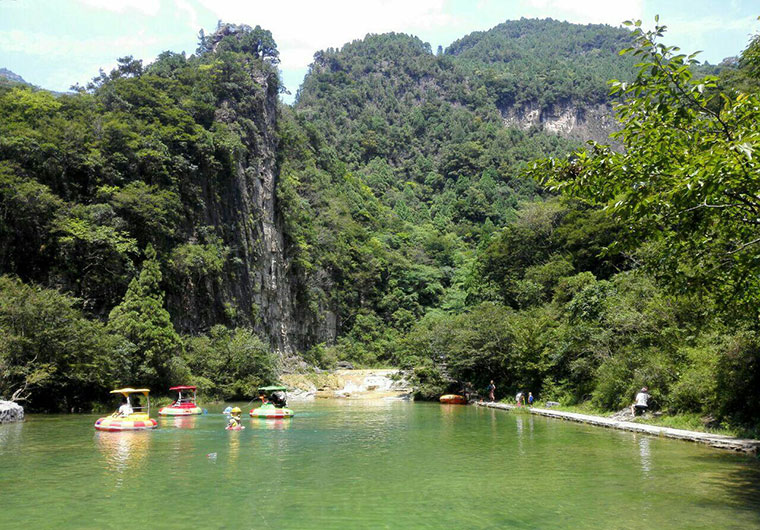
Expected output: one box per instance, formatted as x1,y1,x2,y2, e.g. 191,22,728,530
1,18,759,433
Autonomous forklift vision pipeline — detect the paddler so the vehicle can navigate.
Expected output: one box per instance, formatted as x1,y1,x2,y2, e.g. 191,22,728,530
227,407,242,429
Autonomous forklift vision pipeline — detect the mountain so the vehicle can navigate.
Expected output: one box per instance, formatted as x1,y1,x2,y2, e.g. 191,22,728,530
0,25,311,355
0,68,28,85
296,18,634,159
0,19,638,359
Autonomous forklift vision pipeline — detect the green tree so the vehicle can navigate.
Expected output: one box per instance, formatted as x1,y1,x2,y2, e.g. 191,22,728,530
108,244,186,388
0,276,129,411
531,20,760,315
183,325,278,399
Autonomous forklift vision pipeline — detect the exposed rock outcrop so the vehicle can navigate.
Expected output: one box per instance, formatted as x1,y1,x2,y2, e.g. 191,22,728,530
0,68,27,84
282,369,412,400
500,100,619,146
167,27,316,354
0,401,24,423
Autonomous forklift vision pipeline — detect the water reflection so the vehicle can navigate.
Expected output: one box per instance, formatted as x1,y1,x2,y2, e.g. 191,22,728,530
638,435,652,476
159,415,198,429
249,418,292,430
95,431,152,486
0,421,24,451
226,428,240,476
3,402,760,529
515,415,524,454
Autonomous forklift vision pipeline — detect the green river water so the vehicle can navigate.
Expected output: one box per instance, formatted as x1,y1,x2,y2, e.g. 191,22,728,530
1,400,759,529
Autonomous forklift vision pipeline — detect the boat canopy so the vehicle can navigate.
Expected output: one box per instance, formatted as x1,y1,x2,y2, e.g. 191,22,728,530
258,385,288,392
169,385,197,391
110,388,151,396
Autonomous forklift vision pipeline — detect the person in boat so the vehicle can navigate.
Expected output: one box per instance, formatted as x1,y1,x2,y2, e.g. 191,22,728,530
270,391,286,408
631,387,649,416
118,398,133,417
228,407,242,428
259,393,270,406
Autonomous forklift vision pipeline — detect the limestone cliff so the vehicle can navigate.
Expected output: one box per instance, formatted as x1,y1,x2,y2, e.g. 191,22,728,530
500,100,619,145
166,27,304,354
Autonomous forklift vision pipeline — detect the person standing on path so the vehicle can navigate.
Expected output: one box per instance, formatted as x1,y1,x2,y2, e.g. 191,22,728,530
487,380,496,402
528,392,534,406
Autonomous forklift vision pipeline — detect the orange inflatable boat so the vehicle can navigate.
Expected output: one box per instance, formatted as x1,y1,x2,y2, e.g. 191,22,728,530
439,394,467,405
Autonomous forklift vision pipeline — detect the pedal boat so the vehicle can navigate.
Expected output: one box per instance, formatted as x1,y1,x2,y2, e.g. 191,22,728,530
250,385,294,418
158,385,202,416
95,388,158,431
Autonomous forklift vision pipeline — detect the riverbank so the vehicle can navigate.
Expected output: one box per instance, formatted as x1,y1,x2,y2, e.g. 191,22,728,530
477,401,760,455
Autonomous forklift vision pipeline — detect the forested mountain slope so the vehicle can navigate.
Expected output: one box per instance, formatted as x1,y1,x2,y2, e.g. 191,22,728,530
282,19,637,360
0,25,311,352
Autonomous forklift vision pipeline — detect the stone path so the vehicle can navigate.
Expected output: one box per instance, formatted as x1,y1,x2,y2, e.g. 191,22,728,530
477,402,760,455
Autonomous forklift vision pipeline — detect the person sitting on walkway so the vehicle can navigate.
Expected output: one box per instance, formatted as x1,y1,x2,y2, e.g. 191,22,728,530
631,387,649,416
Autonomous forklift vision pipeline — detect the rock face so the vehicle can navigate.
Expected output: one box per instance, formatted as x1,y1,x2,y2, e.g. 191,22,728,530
0,401,24,423
500,100,619,146
0,68,27,84
166,40,313,354
283,369,412,400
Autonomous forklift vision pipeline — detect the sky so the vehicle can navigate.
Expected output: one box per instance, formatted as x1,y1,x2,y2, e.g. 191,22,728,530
1,0,758,104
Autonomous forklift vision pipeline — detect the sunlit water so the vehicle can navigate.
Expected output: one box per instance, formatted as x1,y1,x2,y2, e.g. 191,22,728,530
1,401,759,529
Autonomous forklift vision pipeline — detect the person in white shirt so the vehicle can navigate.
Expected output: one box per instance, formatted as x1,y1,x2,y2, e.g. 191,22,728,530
118,399,133,417
631,387,649,416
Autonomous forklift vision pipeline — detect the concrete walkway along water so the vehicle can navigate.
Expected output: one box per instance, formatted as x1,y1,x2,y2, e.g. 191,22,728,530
477,402,760,454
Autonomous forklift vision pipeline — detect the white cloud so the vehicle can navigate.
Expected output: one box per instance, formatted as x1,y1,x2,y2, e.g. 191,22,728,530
0,28,162,89
524,0,643,25
195,0,463,72
0,29,160,59
662,13,758,35
192,0,644,85
77,0,162,16
174,0,200,31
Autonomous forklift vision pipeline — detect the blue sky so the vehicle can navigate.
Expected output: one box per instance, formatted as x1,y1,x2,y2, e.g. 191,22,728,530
1,0,758,104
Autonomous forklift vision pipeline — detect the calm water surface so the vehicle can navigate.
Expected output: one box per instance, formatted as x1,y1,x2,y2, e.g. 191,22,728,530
1,400,759,529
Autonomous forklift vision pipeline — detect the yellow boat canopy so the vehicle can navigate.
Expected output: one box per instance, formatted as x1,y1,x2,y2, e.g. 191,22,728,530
110,388,151,396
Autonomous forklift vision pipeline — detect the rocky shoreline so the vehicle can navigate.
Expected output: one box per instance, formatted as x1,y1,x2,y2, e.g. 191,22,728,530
0,401,24,424
477,402,760,455
282,369,412,401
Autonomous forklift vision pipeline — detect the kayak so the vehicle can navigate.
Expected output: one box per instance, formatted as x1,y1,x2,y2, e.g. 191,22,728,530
439,394,467,405
226,425,245,431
